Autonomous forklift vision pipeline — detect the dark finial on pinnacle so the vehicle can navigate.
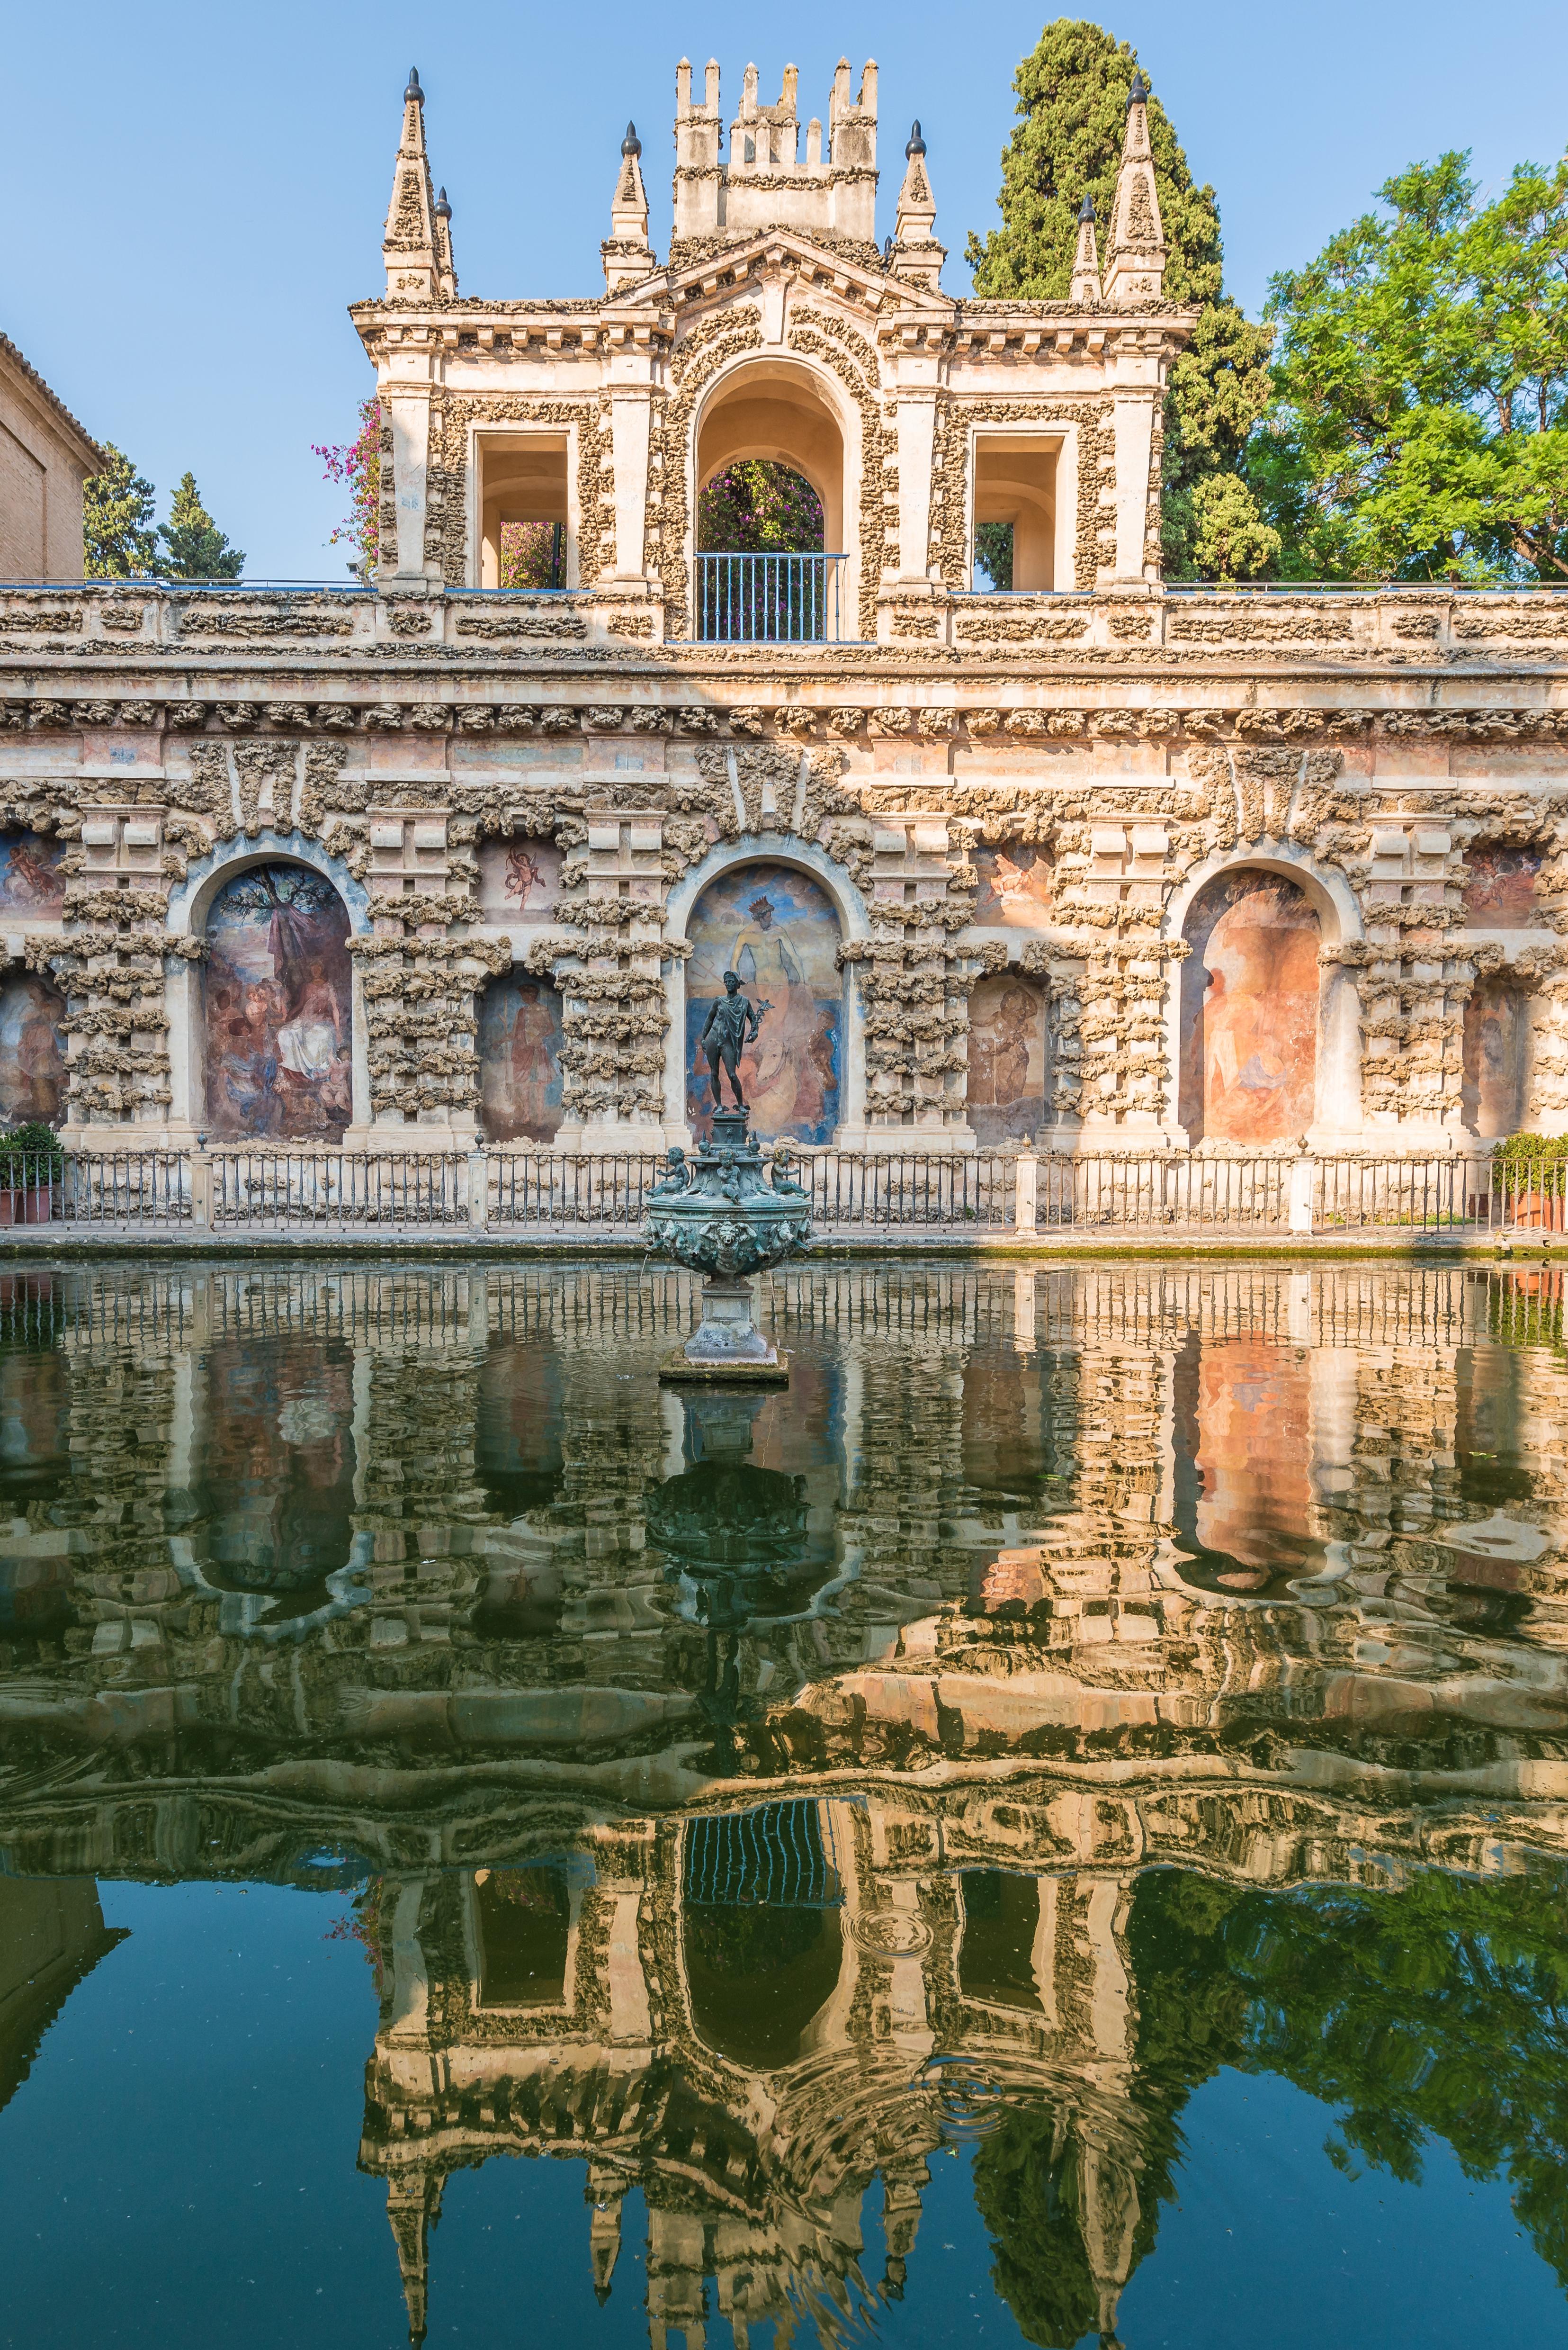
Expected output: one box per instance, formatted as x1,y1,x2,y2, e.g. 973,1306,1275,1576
1126,70,1148,109
1078,192,1096,224
434,187,451,220
905,119,926,159
405,67,423,104
622,121,642,158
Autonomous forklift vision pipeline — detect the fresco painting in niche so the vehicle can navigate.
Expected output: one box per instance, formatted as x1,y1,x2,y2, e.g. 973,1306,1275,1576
1462,977,1528,1138
479,975,564,1143
477,839,564,922
0,832,65,911
0,975,66,1127
1179,873,1319,1145
203,865,353,1142
973,842,1054,926
1464,846,1541,929
685,865,841,1144
967,975,1047,1143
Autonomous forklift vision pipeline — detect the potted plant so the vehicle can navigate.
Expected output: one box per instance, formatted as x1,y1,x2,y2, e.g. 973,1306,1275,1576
0,1121,64,1224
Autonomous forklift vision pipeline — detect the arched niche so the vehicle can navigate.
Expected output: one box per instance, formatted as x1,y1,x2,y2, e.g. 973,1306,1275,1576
201,863,353,1142
684,861,843,1142
1462,974,1530,1138
696,359,847,556
1178,869,1322,1145
0,971,67,1129
967,972,1048,1144
1171,1330,1327,1595
477,971,564,1144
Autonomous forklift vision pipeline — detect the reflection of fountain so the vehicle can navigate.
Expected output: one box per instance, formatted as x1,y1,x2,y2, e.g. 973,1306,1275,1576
648,1389,841,1731
647,1389,834,1622
643,1108,811,1381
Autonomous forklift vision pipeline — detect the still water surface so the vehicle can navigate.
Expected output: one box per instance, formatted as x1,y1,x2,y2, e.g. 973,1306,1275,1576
0,1258,1566,2349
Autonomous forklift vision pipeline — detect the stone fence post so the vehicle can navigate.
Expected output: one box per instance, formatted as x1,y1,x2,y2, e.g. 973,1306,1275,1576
467,1145,489,1233
1014,1156,1038,1236
190,1135,212,1232
1287,1148,1315,1235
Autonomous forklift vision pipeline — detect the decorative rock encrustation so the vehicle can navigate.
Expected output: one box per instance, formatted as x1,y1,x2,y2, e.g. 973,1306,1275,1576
643,1109,813,1381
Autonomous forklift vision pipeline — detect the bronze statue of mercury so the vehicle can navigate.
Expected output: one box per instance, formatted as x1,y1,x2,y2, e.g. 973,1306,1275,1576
699,970,766,1109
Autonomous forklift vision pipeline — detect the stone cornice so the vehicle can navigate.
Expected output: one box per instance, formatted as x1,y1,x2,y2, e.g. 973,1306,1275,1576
4,585,1568,693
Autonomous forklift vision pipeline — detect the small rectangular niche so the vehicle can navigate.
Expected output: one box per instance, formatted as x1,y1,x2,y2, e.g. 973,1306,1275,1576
477,432,571,589
972,434,1059,592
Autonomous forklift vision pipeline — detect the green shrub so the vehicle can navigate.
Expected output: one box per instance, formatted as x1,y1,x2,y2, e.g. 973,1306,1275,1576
1493,1134,1568,1194
0,1121,64,1182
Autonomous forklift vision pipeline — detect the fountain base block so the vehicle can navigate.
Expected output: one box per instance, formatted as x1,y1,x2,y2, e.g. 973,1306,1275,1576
661,1274,791,1384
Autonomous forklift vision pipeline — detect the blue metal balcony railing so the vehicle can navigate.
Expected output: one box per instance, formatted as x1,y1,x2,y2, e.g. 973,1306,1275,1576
695,551,847,643
682,1802,842,1909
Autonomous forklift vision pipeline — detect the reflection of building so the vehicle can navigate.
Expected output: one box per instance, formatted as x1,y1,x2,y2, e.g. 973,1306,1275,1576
0,61,1564,1153
0,1875,123,2114
0,1264,1566,2336
357,1802,1162,2346
1,1261,1567,1801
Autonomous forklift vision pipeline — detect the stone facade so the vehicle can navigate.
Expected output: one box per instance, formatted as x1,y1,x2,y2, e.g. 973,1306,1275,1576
0,59,1565,1151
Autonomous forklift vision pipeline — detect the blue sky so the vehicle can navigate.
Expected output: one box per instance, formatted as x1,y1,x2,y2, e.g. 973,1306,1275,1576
4,0,1563,577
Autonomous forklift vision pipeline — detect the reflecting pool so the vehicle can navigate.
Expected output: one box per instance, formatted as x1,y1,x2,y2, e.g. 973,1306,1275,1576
0,1258,1566,2349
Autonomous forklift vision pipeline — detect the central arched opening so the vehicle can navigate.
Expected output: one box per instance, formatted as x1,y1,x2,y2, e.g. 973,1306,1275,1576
201,863,353,1142
684,863,843,1143
695,362,845,641
682,1803,844,2072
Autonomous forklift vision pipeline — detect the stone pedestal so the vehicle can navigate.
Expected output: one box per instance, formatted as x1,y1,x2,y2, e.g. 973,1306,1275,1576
644,1107,810,1386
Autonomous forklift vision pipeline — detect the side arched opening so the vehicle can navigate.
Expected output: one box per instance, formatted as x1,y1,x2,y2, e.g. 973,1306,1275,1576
1178,870,1322,1145
201,863,353,1143
0,972,67,1130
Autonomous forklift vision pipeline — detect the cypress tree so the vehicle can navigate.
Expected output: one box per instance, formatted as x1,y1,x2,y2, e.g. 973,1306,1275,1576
967,19,1276,577
159,471,245,581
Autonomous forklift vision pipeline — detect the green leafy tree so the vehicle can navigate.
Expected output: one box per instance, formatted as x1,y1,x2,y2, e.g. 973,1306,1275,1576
697,461,823,553
966,18,1274,576
158,470,244,581
81,443,159,578
1258,153,1568,580
1189,469,1280,581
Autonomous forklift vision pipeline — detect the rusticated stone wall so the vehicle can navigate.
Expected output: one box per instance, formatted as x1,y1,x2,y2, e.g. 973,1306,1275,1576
0,587,1565,1149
